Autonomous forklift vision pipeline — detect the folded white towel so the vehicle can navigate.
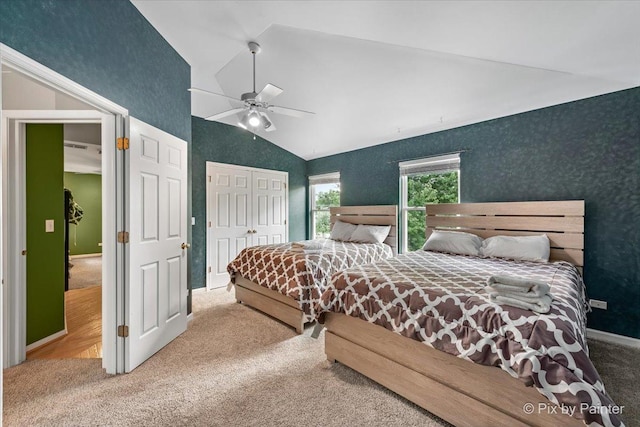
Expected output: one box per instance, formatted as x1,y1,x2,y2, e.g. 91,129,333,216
486,275,550,297
488,292,552,314
486,287,551,303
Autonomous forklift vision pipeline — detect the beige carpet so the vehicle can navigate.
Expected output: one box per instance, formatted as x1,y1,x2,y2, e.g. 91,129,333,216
3,288,445,426
3,289,638,426
68,256,102,290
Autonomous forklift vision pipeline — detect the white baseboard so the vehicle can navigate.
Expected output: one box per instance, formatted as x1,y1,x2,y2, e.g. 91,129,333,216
587,328,640,348
26,329,67,352
191,287,207,294
70,253,102,259
187,313,194,323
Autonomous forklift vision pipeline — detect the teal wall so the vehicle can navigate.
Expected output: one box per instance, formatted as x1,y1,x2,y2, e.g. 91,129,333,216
26,124,65,345
64,173,102,256
0,0,190,141
191,117,307,289
308,87,640,339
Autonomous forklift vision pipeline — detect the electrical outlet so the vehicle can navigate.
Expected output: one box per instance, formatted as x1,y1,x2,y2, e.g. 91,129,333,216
191,216,196,226
589,299,608,310
45,219,54,233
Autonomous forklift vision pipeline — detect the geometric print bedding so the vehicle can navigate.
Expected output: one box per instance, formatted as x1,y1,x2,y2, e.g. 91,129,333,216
227,239,393,322
315,251,623,426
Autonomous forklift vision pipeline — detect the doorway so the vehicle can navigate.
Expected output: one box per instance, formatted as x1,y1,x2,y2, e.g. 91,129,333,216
23,123,104,360
1,47,122,374
2,43,189,377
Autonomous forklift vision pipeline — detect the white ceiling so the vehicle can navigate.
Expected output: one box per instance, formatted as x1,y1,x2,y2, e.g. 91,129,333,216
132,1,640,160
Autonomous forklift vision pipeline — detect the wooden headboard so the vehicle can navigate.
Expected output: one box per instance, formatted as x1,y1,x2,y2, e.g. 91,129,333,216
425,201,584,266
330,205,398,254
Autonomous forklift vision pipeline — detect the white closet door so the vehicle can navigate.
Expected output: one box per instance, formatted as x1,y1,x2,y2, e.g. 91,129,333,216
252,170,287,246
208,166,253,288
126,117,188,372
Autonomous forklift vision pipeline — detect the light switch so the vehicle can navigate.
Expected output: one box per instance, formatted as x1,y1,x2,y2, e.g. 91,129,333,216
191,216,196,226
45,219,55,233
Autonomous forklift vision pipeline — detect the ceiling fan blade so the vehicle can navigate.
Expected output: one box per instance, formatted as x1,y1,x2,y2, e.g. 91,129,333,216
268,105,315,118
255,84,283,103
205,107,246,121
189,87,242,102
260,112,277,132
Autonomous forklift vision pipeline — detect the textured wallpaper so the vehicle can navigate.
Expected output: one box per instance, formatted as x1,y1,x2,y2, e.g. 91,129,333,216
308,87,640,339
191,117,307,290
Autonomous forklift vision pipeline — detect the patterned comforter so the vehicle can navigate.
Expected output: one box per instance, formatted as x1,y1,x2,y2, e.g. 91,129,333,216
316,251,623,427
227,239,393,322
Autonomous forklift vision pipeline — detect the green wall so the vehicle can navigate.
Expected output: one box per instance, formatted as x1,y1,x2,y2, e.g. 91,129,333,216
191,118,308,289
308,87,640,340
26,124,66,345
64,172,102,256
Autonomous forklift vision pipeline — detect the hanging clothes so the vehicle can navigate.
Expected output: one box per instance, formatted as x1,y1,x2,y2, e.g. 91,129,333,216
65,188,84,225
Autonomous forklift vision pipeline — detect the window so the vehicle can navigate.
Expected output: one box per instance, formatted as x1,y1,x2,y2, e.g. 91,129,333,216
400,154,460,252
309,172,340,239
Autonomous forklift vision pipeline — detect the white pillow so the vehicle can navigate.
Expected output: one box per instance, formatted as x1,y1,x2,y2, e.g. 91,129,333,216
349,224,391,244
480,234,550,262
422,230,482,256
329,220,357,241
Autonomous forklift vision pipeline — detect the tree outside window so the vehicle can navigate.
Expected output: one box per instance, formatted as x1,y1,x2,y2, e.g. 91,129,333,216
405,172,458,251
309,173,340,238
400,154,460,252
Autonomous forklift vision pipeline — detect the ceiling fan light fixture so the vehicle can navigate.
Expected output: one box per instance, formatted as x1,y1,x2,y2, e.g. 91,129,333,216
262,115,272,130
248,111,261,127
238,114,250,129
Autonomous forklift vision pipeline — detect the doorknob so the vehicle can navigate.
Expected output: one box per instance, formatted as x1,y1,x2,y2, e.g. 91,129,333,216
247,229,253,234
252,229,257,234
181,242,190,250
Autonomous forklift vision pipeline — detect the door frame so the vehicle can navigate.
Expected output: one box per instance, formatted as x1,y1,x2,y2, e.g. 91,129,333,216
1,43,128,374
205,161,289,290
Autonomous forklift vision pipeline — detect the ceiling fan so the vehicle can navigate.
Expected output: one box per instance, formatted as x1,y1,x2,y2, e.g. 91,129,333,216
189,42,314,133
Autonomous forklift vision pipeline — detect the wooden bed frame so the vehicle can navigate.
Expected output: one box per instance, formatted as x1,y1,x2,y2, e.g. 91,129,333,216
324,200,585,426
235,205,398,333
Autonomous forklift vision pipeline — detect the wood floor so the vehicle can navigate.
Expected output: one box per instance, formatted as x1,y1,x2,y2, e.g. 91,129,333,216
27,285,102,360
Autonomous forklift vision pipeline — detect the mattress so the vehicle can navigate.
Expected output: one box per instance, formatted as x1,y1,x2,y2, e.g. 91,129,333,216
227,239,393,322
315,250,622,427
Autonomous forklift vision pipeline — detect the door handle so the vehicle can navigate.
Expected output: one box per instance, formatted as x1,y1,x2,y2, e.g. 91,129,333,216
247,229,253,234
252,229,257,234
181,242,190,250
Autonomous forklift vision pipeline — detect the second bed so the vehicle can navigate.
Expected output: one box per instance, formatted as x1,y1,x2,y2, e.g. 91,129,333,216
227,205,398,333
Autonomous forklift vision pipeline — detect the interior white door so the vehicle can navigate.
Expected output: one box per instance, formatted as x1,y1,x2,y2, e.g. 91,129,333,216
126,117,188,372
252,170,287,246
208,165,253,288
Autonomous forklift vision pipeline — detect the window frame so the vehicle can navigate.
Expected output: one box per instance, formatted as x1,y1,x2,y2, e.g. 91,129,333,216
399,155,460,253
309,172,341,239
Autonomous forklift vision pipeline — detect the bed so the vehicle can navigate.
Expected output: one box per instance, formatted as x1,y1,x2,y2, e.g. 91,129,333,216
227,205,398,333
316,201,623,427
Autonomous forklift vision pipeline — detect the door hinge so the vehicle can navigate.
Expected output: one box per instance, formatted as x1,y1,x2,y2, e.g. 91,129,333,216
117,231,129,243
208,266,212,273
117,325,129,338
208,221,212,227
208,176,212,182
284,219,287,225
117,137,130,150
283,182,287,189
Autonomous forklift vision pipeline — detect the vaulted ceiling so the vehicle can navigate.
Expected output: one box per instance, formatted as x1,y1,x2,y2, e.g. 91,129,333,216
132,1,640,160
